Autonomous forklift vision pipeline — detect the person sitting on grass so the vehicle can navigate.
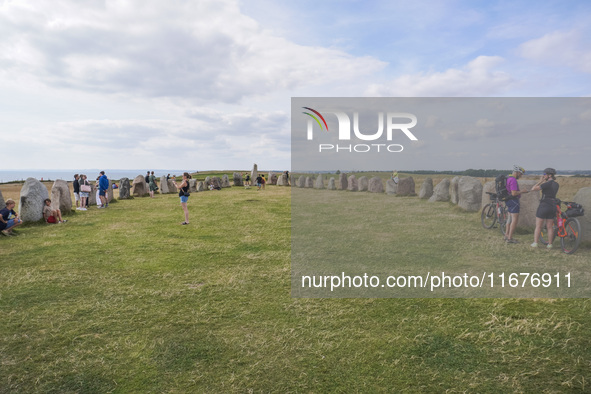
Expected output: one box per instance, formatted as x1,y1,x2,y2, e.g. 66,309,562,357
0,199,23,236
43,199,67,224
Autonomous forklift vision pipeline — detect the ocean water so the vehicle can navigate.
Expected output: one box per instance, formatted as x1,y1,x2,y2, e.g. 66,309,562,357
0,169,189,183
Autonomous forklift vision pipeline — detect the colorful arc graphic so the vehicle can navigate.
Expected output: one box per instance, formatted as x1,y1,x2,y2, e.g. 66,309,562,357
302,107,329,131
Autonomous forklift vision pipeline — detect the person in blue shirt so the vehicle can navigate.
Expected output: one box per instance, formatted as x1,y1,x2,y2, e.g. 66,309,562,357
0,199,23,236
98,171,109,208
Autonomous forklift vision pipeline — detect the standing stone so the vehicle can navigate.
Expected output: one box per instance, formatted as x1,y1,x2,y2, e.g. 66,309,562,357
328,178,336,190
119,178,131,199
88,183,97,206
481,181,496,208
268,172,277,185
297,176,306,188
251,164,258,185
419,178,434,199
189,179,197,192
18,177,48,222
210,177,222,189
107,179,115,203
160,175,170,194
347,175,358,191
573,187,591,243
458,176,483,212
204,176,211,185
277,175,284,186
514,180,539,229
197,181,206,192
338,173,348,190
314,174,325,189
221,175,231,188
132,175,149,197
278,174,289,186
396,177,415,196
358,176,369,192
167,179,177,193
50,179,72,214
305,177,314,188
233,172,244,186
386,179,398,195
0,189,5,210
450,176,460,204
428,178,451,202
368,177,384,193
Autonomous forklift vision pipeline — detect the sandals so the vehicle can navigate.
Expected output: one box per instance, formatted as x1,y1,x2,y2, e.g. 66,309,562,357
181,222,189,225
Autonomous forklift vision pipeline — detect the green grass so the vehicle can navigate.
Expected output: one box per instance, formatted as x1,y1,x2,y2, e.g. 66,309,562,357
1,183,590,392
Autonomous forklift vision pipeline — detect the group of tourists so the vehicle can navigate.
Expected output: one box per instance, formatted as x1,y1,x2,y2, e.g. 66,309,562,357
503,165,560,248
73,171,111,211
145,171,159,198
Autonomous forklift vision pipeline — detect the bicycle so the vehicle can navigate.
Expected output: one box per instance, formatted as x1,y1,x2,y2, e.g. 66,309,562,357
539,200,584,254
481,192,512,235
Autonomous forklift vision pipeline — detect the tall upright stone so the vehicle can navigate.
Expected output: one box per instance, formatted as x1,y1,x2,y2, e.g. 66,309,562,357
268,172,277,185
119,178,131,199
19,177,48,222
221,175,231,188
278,174,289,186
328,178,336,190
297,176,306,188
338,173,348,190
428,178,451,202
305,177,314,188
277,175,284,186
396,177,415,196
451,176,461,203
132,175,149,197
167,179,177,193
160,175,170,194
419,178,434,199
386,179,398,195
0,189,5,210
88,183,97,206
314,174,325,189
514,180,539,229
189,179,197,192
347,175,358,191
458,176,483,212
51,179,72,213
233,172,244,186
251,164,258,185
197,181,206,192
358,176,369,192
368,177,384,193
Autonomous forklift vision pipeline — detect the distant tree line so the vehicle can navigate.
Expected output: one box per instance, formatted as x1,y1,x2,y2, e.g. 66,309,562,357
402,169,510,177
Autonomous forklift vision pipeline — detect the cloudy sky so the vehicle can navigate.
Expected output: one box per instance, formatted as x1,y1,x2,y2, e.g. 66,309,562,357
1,0,590,171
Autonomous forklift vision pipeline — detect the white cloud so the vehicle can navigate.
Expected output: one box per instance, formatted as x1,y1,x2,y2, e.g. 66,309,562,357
519,30,591,74
365,56,514,96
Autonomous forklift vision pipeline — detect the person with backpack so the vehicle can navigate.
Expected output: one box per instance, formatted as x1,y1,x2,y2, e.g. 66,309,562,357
530,168,560,248
504,165,529,243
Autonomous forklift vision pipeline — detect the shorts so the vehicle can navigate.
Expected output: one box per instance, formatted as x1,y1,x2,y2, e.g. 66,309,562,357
536,202,556,219
74,192,80,201
47,216,57,224
5,218,18,228
180,195,189,203
99,190,106,196
506,198,520,214
80,192,89,198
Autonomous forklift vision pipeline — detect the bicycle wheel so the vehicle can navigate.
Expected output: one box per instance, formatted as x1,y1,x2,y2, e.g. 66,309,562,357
499,207,511,235
481,204,497,229
561,218,582,254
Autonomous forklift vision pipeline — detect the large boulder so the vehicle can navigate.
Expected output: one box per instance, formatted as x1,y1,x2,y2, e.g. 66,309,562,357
573,187,591,242
419,178,433,199
204,176,211,185
368,177,384,193
328,178,336,190
268,172,278,185
119,178,131,199
347,175,358,191
0,189,5,210
160,175,170,194
88,183,97,206
132,175,149,197
458,176,483,212
386,179,397,195
450,176,460,205
314,174,325,189
338,173,348,190
167,179,177,193
197,181,206,192
514,180,540,229
305,177,314,188
297,176,306,188
221,175,231,188
358,176,369,192
278,174,289,186
429,178,451,202
19,177,48,222
209,177,222,189
50,179,72,213
233,173,244,186
189,179,197,192
396,177,415,196
481,181,496,207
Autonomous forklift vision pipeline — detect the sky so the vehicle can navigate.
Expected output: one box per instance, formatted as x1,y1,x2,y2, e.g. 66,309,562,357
1,0,590,171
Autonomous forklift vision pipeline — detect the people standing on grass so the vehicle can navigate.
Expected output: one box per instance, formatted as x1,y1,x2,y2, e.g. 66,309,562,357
146,171,150,187
261,174,266,189
149,171,158,198
78,174,90,211
0,199,22,236
73,174,81,209
504,165,529,244
245,172,251,188
43,199,67,224
173,172,191,225
530,168,560,249
256,174,263,190
98,171,109,208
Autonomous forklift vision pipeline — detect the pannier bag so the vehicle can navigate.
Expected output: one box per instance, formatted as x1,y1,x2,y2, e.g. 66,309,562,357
565,202,584,218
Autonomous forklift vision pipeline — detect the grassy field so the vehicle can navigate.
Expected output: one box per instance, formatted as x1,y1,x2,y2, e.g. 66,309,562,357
1,175,591,392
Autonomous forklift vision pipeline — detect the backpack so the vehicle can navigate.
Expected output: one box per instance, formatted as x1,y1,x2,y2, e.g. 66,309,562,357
495,174,515,201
